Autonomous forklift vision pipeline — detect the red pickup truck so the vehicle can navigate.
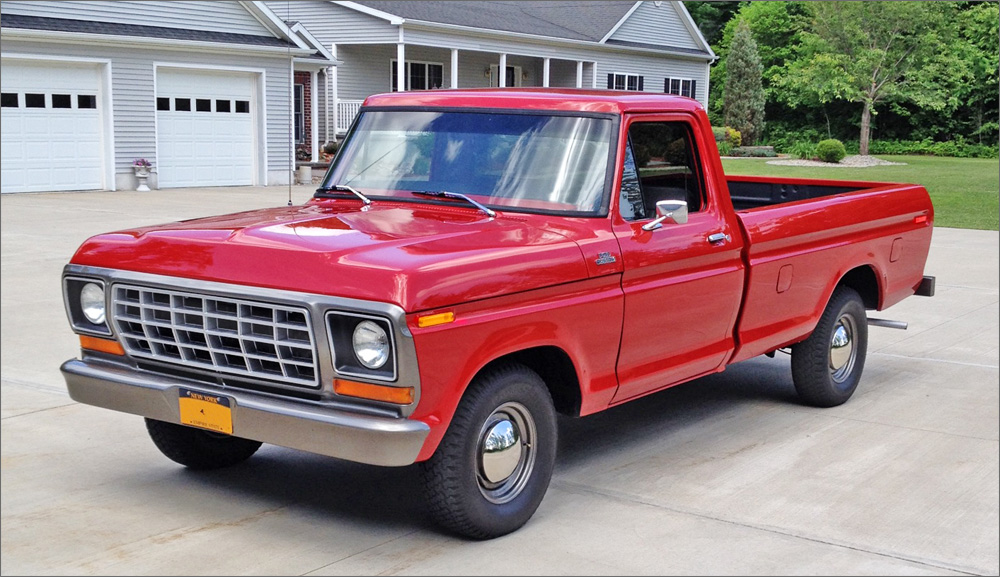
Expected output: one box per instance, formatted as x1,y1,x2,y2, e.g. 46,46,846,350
62,89,935,539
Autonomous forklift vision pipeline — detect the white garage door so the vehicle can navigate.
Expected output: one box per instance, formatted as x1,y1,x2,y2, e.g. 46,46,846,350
156,68,256,188
0,60,105,194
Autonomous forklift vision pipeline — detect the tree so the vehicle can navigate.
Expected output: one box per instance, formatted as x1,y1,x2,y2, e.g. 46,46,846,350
723,20,766,145
782,2,971,155
683,1,741,46
708,2,809,127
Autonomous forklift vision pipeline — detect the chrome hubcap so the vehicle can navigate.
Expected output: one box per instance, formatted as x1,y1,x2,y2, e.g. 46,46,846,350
481,420,521,483
829,315,857,383
477,402,535,504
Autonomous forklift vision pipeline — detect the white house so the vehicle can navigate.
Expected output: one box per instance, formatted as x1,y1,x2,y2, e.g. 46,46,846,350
268,0,715,143
0,0,337,193
0,1,713,194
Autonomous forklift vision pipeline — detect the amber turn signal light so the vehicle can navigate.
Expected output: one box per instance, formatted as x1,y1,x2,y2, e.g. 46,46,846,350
79,335,125,356
334,379,414,404
417,311,455,328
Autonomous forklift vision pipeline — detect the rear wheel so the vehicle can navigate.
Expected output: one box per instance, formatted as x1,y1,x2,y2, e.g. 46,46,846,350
420,363,557,539
145,418,262,469
791,287,868,407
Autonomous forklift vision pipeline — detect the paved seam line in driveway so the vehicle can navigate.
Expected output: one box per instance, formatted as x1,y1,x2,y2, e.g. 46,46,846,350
300,530,420,576
870,351,999,370
551,480,986,576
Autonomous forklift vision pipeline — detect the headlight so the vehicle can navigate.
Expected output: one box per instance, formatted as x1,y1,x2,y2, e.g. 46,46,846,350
80,283,106,325
353,320,389,369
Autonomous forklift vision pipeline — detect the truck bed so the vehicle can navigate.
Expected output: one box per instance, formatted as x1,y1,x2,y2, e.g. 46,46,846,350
727,175,889,211
726,175,934,364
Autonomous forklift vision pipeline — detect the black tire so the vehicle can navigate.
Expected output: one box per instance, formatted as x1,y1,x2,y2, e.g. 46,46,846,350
791,286,868,407
145,418,262,470
420,363,557,539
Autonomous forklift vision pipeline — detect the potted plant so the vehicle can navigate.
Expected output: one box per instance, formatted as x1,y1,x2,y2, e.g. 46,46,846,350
133,158,152,191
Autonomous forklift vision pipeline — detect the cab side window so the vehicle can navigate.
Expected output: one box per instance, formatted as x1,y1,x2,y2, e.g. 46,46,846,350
618,121,705,221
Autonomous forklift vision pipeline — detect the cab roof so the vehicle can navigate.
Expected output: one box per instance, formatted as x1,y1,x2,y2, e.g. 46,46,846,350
362,88,705,115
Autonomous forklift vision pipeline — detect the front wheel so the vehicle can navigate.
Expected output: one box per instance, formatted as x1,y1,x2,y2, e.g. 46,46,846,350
420,363,557,539
145,418,262,469
791,286,868,407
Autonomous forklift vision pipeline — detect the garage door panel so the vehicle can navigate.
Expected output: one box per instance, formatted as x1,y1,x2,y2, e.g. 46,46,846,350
1,60,105,193
156,69,256,188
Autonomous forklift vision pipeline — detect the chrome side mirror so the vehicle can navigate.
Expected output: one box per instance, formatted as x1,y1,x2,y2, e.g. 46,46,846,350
641,200,688,231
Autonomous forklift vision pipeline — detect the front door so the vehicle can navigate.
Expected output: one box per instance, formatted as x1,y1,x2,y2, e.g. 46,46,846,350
612,115,745,403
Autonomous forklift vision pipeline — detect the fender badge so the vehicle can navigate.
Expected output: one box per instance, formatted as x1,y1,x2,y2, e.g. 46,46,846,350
595,252,617,265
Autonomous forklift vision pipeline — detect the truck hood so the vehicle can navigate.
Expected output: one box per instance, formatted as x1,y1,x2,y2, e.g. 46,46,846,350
70,201,590,312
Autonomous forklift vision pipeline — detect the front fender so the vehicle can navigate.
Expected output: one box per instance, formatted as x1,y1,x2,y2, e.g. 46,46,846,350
407,275,624,461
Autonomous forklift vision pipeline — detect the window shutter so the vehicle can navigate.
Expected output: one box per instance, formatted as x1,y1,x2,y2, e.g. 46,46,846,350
638,76,644,91
607,74,614,90
664,79,670,93
691,80,697,99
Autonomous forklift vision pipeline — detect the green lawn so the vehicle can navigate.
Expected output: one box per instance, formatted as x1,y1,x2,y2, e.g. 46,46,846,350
721,155,999,230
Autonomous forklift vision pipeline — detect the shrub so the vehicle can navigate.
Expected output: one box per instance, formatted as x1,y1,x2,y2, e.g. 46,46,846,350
662,138,687,165
729,146,777,158
322,141,339,155
712,126,727,142
717,140,734,156
765,127,822,154
725,127,742,148
789,141,817,160
816,139,846,163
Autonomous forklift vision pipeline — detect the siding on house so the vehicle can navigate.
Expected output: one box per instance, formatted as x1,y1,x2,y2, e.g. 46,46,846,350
265,0,398,43
0,1,275,36
607,1,700,50
2,39,292,187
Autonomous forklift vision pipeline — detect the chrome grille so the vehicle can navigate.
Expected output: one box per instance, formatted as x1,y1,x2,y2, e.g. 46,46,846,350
111,284,319,388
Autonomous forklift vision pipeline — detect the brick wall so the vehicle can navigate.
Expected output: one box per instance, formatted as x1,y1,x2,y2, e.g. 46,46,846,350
294,71,312,157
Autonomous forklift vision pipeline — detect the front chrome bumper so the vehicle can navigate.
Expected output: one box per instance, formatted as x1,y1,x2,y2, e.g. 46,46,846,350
62,358,430,467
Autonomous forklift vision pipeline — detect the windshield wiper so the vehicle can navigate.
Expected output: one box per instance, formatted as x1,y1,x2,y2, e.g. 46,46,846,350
412,190,496,218
315,184,372,206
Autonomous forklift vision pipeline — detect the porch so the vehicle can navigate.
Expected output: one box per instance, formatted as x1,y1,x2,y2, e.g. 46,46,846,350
329,43,601,136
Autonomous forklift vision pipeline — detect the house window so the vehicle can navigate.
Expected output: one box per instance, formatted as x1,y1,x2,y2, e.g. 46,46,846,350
78,95,97,109
391,60,444,91
235,100,250,113
216,99,231,113
156,97,170,111
664,78,697,98
608,73,643,91
294,84,305,143
196,98,211,112
1,93,18,107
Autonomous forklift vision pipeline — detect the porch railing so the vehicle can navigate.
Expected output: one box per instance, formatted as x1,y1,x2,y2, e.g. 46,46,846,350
337,100,363,133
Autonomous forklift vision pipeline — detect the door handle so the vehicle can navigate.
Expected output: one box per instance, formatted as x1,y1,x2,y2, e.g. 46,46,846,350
708,232,731,244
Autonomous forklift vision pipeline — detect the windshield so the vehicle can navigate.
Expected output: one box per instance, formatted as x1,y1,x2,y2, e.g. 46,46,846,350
322,110,614,215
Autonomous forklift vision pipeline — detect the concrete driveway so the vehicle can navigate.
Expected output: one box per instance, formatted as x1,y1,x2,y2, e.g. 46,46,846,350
2,187,997,576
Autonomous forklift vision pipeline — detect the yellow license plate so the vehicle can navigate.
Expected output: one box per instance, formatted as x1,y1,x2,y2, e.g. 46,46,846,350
178,388,233,435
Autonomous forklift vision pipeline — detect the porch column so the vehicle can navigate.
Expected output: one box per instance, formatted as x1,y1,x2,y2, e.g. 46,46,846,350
542,58,550,87
310,70,319,162
331,43,339,135
591,62,598,89
576,60,583,88
499,53,507,87
451,49,459,88
397,43,406,91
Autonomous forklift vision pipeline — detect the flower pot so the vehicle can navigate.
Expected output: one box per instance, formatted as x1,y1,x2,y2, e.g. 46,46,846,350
133,166,151,191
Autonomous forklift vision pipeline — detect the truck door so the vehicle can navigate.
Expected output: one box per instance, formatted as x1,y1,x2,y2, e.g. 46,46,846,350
611,115,746,403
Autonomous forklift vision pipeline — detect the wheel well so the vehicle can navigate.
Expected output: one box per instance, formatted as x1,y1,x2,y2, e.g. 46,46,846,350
838,266,880,309
479,347,582,417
